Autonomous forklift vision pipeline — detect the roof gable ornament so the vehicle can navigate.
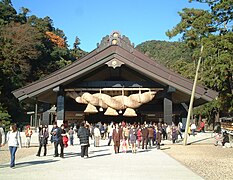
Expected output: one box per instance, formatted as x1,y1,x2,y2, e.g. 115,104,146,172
97,31,135,52
105,59,124,69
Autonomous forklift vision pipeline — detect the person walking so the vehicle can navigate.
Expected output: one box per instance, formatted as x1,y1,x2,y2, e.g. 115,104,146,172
68,127,74,146
77,122,90,158
6,123,22,168
51,122,63,158
36,125,49,156
25,125,33,148
93,125,101,147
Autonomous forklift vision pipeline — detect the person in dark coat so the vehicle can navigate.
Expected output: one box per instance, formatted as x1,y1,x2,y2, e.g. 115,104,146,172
77,122,90,158
222,131,229,147
51,122,63,158
156,123,162,149
141,125,149,150
36,125,49,156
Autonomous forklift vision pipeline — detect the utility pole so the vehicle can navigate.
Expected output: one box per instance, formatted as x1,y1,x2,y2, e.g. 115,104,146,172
183,45,204,146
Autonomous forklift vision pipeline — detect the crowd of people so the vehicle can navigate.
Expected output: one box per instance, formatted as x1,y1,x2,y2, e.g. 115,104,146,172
0,118,232,168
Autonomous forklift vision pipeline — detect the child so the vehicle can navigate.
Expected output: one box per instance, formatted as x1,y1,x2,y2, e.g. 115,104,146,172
63,135,69,148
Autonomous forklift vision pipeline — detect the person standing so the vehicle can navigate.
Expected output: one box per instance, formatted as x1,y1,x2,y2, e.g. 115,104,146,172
25,125,33,148
148,125,154,148
6,123,22,168
112,124,122,154
214,122,222,146
0,119,5,147
141,124,149,150
171,125,178,144
61,124,68,149
36,125,49,156
107,124,113,146
156,123,162,149
122,125,130,149
129,125,137,153
190,122,197,136
93,125,101,147
68,127,74,146
137,126,142,149
51,122,63,158
177,122,183,139
200,120,205,133
162,123,168,140
77,122,90,158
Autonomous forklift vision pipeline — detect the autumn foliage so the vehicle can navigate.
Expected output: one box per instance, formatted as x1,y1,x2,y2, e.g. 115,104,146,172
46,31,65,48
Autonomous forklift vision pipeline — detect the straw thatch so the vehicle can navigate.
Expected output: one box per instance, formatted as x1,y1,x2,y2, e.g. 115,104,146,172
123,108,137,117
92,93,108,109
81,92,99,106
84,103,98,113
75,96,88,104
93,93,124,110
113,95,141,109
129,93,142,103
130,91,156,103
74,91,156,112
104,107,119,116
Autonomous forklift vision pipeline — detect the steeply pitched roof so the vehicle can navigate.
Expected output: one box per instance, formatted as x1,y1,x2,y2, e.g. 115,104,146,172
12,32,218,103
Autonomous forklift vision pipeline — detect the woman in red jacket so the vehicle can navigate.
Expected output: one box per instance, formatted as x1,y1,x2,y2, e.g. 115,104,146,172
137,126,142,149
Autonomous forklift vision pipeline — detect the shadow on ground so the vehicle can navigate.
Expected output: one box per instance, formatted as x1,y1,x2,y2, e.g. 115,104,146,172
87,153,112,159
0,159,59,169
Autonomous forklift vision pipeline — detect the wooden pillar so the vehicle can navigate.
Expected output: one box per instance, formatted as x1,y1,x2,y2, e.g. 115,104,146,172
42,111,50,125
56,87,65,127
34,97,38,127
164,95,173,125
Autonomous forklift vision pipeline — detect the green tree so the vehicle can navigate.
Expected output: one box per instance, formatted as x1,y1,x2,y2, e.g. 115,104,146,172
0,1,88,124
70,36,87,60
0,0,17,25
190,0,233,30
0,103,11,130
166,0,233,120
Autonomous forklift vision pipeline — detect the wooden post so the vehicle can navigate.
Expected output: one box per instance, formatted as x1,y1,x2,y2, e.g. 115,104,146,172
183,45,204,146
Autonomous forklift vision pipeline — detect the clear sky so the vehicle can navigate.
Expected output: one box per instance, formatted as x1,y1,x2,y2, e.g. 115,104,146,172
11,0,209,52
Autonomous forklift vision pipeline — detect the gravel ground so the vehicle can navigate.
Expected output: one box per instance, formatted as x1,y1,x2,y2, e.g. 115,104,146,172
162,144,233,180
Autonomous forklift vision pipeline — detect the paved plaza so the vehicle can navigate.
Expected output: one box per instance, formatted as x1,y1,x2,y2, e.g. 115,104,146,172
0,134,205,180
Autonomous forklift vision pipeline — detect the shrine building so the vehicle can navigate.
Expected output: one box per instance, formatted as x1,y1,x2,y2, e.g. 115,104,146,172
12,32,218,127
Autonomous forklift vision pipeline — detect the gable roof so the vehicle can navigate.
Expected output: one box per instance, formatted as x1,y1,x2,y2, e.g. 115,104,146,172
12,32,218,103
